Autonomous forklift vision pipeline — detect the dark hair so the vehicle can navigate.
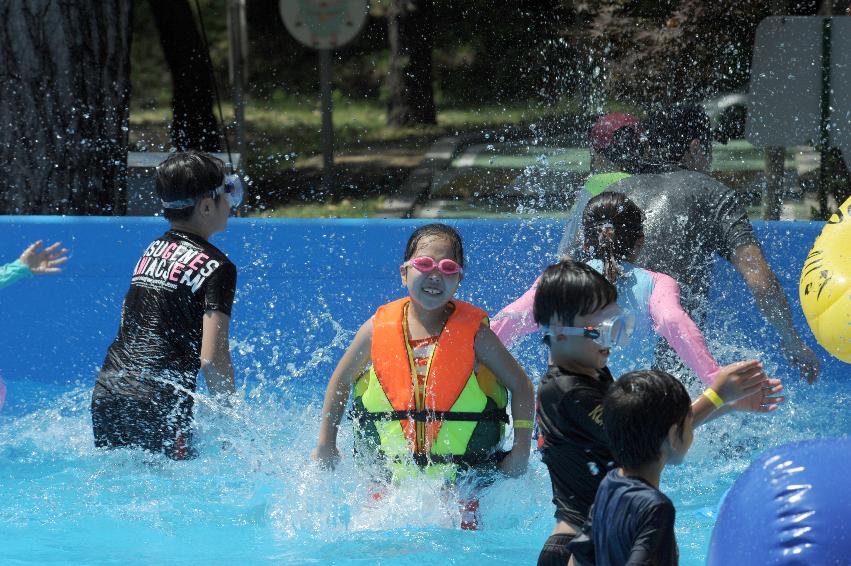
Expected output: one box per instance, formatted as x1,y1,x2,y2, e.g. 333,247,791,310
603,369,692,469
646,105,711,164
156,150,225,221
582,192,644,283
533,260,617,334
404,223,464,266
599,126,645,174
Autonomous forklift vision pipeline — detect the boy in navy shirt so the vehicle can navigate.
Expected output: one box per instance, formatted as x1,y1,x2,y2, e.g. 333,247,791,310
569,369,695,565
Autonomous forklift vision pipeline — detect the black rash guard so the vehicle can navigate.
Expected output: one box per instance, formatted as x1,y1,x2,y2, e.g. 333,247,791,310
536,364,616,527
92,230,236,456
569,469,679,566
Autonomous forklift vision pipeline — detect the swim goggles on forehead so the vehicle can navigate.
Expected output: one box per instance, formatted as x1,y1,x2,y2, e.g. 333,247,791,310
542,312,635,349
401,256,463,276
160,166,245,211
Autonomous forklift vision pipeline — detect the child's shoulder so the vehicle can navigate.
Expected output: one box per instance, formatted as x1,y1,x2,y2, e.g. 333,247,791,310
599,470,673,513
539,366,605,400
546,365,612,389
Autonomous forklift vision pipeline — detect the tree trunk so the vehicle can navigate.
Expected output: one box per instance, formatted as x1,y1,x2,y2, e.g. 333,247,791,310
386,0,436,126
149,0,221,152
0,1,132,215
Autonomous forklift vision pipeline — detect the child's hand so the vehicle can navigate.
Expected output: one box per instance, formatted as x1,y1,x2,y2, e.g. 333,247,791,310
19,241,69,274
780,336,820,384
711,360,766,405
731,377,785,413
497,448,529,477
311,443,341,470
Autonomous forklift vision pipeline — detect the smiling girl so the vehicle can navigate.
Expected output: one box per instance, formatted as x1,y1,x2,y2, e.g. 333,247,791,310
312,223,534,529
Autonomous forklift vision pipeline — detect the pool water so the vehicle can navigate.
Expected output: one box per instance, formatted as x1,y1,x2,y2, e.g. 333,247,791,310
1,218,847,565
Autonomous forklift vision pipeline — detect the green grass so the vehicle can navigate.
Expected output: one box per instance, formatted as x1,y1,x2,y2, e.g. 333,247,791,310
130,94,581,158
252,196,386,218
128,94,590,212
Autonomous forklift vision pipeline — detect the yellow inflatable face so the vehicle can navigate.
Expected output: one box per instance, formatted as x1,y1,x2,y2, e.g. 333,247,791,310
799,197,851,363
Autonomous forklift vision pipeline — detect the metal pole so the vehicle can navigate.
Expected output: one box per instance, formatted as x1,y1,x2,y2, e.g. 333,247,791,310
819,16,832,219
228,0,247,167
319,49,334,194
763,0,786,221
764,146,784,220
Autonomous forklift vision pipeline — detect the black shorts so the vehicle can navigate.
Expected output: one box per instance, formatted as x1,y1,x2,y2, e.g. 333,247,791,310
91,385,195,460
537,533,577,566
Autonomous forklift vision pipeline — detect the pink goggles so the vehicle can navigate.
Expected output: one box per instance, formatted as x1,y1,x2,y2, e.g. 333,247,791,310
402,256,463,276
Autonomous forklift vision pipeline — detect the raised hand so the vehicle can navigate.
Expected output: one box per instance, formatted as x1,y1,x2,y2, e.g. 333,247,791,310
731,377,785,413
711,360,766,405
19,240,69,274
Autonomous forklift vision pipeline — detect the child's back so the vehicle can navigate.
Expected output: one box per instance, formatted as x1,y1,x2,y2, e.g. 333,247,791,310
94,229,235,423
585,469,677,565
92,151,240,460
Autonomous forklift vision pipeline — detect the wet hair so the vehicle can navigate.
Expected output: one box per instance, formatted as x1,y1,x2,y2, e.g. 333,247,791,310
646,104,711,164
582,192,644,283
603,369,692,469
404,223,464,266
533,260,617,336
598,126,645,174
156,150,224,221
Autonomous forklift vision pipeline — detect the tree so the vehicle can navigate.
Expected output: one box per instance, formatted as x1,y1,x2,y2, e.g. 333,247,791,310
0,1,132,214
148,0,221,152
386,0,436,126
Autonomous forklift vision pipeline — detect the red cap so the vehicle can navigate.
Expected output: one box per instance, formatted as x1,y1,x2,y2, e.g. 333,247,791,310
590,113,640,151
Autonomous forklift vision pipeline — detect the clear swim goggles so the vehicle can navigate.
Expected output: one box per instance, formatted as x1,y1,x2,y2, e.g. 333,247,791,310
160,165,245,211
542,311,635,349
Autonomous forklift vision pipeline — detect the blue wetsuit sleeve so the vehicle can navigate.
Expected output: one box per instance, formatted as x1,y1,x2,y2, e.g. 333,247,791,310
0,259,32,290
626,500,677,566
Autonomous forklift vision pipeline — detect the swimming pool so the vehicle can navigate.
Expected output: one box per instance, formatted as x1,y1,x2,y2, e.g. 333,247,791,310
1,217,847,565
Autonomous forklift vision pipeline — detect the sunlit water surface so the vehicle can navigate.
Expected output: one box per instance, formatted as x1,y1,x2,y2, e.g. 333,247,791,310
1,338,847,566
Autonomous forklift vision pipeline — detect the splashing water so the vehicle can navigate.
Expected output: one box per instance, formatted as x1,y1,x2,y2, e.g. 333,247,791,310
1,318,847,565
1,218,847,565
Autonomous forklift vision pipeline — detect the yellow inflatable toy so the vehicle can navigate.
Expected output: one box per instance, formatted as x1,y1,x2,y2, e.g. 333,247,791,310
800,196,851,363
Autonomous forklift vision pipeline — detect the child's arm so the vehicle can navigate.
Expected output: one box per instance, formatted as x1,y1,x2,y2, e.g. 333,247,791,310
648,273,786,417
690,360,766,427
474,325,534,477
201,310,235,398
312,318,374,469
647,272,721,384
490,277,541,347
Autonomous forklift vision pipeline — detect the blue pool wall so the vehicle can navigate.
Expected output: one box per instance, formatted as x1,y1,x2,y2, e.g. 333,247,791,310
0,217,841,411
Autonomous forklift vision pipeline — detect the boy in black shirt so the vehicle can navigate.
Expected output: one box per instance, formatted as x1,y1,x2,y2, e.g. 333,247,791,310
533,261,778,566
92,151,242,460
569,369,695,566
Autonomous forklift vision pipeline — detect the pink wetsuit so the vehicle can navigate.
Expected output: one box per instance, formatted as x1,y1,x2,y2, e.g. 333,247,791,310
491,271,721,385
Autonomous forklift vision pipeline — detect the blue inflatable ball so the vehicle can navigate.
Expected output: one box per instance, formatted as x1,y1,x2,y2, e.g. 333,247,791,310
708,438,851,565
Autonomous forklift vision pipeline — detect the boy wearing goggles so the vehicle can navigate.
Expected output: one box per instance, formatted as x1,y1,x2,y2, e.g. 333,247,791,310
92,151,242,460
533,260,780,566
